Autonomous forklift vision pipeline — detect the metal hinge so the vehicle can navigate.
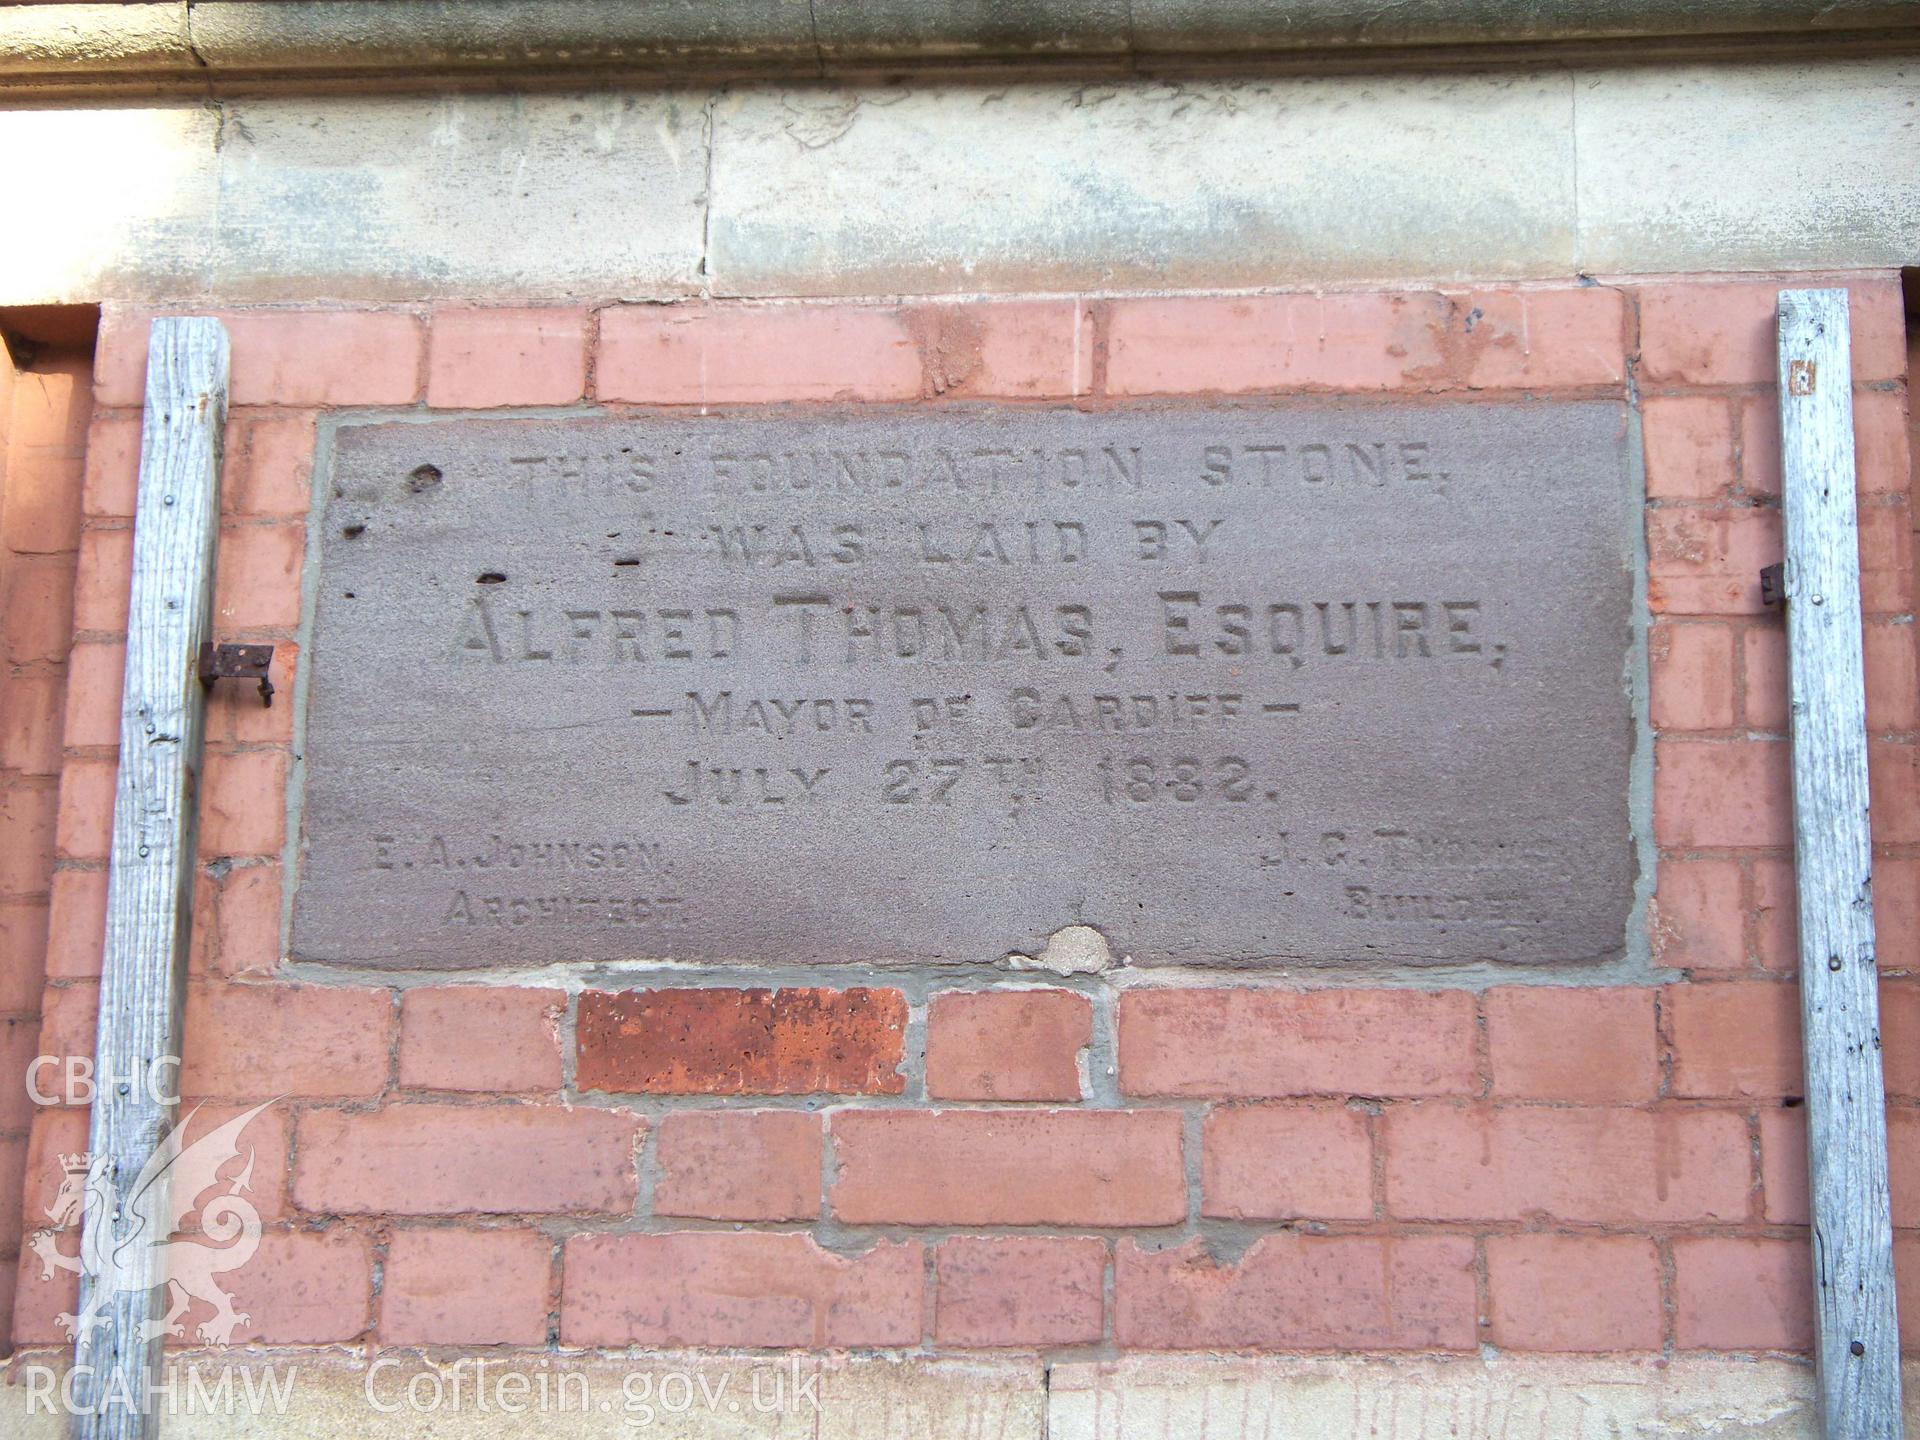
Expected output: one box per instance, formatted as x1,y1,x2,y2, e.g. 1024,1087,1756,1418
197,642,275,706
1760,562,1787,609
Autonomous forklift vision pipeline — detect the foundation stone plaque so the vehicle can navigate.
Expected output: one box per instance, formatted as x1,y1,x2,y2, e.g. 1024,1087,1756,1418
291,402,1635,969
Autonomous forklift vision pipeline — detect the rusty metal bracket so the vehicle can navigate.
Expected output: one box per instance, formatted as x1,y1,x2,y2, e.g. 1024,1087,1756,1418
1761,562,1787,608
197,641,275,706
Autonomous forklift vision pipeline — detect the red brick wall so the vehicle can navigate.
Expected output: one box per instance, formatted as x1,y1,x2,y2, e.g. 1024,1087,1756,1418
13,276,1916,1357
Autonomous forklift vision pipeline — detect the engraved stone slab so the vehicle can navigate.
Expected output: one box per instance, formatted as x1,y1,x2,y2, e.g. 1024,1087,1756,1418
292,403,1635,970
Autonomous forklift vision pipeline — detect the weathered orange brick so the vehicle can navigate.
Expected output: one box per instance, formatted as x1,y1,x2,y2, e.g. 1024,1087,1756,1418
224,311,424,407
427,307,589,409
206,861,281,976
1650,621,1736,731
1650,857,1747,969
1454,287,1626,389
1384,1105,1750,1222
1754,857,1798,971
597,304,919,404
0,673,64,776
3,553,78,659
831,1110,1185,1226
910,300,1094,398
1874,862,1920,976
19,1107,89,1232
1115,1235,1475,1350
1106,292,1448,396
935,1237,1106,1347
0,1135,24,1248
1758,1105,1809,1224
1864,622,1920,732
1870,741,1920,845
562,1233,921,1348
213,523,304,631
1741,389,1912,500
221,1228,373,1344
0,901,50,1008
1653,738,1791,849
1880,984,1920,1098
1202,1103,1373,1220
61,639,124,750
1646,505,1780,616
1741,620,1787,732
926,988,1089,1101
171,1099,292,1224
1666,982,1803,1097
576,987,906,1095
1860,501,1916,614
1638,277,1905,387
1118,988,1476,1098
295,1104,640,1214
32,983,95,1104
1672,1236,1812,1350
3,358,89,555
220,410,317,518
0,785,58,894
53,758,116,863
1486,1235,1662,1351
653,1110,821,1222
1643,396,1736,501
0,1015,47,1126
380,1228,551,1345
181,982,390,1099
69,529,129,635
90,306,157,408
81,414,141,518
13,1239,79,1345
196,748,288,858
205,640,296,747
43,868,105,979
1486,987,1659,1102
399,986,564,1093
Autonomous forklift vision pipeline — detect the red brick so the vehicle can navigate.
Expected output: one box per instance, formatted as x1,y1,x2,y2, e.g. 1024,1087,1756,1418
1118,987,1476,1098
399,986,563,1093
0,1135,23,1246
926,300,1095,398
935,1237,1106,1347
181,982,390,1099
91,307,158,408
1486,1234,1663,1351
1644,396,1736,501
576,987,905,1095
1741,389,1913,500
31,984,94,1101
220,1228,373,1344
53,757,114,862
1754,857,1798,971
1758,1105,1809,1224
1874,861,1920,975
13,1241,79,1346
224,311,423,407
1673,1236,1812,1350
295,1103,640,1215
1861,501,1916,613
561,1232,921,1348
1883,984,1920,1097
1115,1234,1476,1350
18,1108,88,1238
428,307,589,409
1106,292,1448,396
81,414,141,519
0,901,50,1008
831,1109,1184,1226
1900,1236,1920,1353
380,1228,551,1346
171,1099,292,1224
1202,1103,1373,1220
653,1110,821,1222
0,785,58,892
1864,622,1920,732
197,748,288,858
1454,287,1626,389
926,988,1089,1101
1385,1105,1750,1222
213,523,304,631
3,360,89,555
1871,741,1920,845
0,673,64,775
1653,738,1791,849
1650,858,1746,969
220,410,317,518
3,553,77,659
1742,621,1787,732
1666,982,1802,1097
0,1013,49,1123
1650,621,1736,730
1646,505,1780,616
70,529,128,634
597,304,919,404
61,639,124,750
1487,986,1658,1102
205,641,296,746
1638,277,1905,387
206,861,281,976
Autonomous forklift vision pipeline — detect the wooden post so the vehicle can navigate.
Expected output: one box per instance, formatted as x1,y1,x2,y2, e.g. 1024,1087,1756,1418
1778,288,1903,1439
71,319,229,1439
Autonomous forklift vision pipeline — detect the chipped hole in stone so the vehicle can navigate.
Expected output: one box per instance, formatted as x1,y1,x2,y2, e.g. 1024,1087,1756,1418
477,572,507,585
407,463,444,493
341,523,366,538
614,557,640,568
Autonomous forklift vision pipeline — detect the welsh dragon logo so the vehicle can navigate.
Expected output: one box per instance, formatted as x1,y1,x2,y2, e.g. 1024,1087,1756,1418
28,1100,276,1347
